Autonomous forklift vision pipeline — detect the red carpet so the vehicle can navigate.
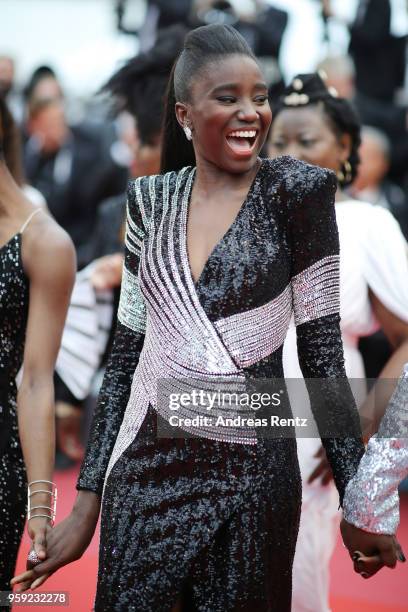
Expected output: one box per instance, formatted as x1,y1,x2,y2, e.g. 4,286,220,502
14,466,408,611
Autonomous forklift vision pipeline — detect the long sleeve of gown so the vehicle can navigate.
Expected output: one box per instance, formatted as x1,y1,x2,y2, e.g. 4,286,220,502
343,364,408,534
289,161,364,504
77,177,150,495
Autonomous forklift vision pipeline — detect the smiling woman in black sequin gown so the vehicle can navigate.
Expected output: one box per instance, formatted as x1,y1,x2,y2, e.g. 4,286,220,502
14,25,364,611
0,98,75,593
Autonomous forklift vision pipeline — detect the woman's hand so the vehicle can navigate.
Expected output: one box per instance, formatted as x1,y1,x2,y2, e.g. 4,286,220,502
11,491,100,592
307,445,334,485
27,516,53,566
18,517,53,593
340,518,405,578
90,254,124,290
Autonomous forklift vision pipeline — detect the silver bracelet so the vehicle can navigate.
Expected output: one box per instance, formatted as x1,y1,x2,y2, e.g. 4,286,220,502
27,480,57,525
29,480,55,487
28,514,53,522
29,505,53,512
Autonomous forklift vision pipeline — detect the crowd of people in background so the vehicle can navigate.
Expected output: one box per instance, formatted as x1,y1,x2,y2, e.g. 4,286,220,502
2,1,408,265
1,1,408,609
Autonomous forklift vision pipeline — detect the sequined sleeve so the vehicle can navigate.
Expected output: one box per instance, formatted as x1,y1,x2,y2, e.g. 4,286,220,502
288,160,364,504
77,177,151,495
343,364,408,534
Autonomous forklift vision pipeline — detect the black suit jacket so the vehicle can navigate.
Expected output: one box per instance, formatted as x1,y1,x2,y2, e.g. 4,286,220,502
24,122,128,268
349,0,407,101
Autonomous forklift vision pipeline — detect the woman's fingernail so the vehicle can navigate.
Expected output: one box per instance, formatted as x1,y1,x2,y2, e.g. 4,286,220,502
361,572,369,578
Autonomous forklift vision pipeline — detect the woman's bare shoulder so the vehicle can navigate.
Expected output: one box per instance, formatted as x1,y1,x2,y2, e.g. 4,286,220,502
22,210,76,280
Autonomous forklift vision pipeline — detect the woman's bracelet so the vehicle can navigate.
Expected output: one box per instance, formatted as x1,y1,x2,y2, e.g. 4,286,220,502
27,480,58,525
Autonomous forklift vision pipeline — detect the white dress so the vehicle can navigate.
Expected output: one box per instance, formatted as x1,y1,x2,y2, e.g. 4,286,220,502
55,263,114,401
284,199,408,612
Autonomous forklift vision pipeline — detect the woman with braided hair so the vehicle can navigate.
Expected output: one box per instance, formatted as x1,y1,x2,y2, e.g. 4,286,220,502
268,73,408,612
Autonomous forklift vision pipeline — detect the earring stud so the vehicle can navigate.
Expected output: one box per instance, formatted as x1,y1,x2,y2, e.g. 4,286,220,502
183,125,192,141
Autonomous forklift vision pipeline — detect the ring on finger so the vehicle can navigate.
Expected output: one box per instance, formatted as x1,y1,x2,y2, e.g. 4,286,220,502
27,549,41,566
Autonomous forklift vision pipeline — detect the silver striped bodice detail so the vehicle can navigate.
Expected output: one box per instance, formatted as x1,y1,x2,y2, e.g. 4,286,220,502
104,167,340,487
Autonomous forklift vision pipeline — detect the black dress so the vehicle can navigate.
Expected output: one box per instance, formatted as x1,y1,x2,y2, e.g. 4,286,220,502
77,156,364,612
0,234,29,589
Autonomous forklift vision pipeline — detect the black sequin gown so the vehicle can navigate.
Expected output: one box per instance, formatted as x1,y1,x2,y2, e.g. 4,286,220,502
0,234,29,589
77,156,364,612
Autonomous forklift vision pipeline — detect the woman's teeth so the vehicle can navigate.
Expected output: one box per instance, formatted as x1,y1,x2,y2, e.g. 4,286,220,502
226,130,258,155
228,130,257,138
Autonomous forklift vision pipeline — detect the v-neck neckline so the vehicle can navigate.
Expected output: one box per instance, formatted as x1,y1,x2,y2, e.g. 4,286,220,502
182,159,264,289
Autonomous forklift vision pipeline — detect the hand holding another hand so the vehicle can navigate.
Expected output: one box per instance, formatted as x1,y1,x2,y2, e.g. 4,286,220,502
11,491,100,592
26,515,53,567
340,518,405,579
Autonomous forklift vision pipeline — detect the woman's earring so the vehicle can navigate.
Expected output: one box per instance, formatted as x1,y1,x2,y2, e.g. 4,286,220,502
183,125,192,141
337,160,352,185
336,168,345,183
344,160,352,183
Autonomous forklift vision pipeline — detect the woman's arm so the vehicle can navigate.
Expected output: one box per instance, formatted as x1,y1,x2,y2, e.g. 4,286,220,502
77,178,150,496
12,176,152,591
344,364,408,535
340,365,408,577
18,220,76,560
309,205,408,482
359,292,408,438
287,162,401,576
288,160,364,504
